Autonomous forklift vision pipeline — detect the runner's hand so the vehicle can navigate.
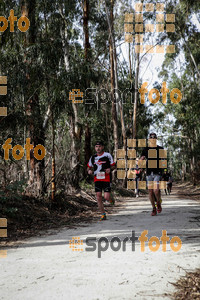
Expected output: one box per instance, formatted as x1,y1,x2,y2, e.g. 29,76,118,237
105,168,110,174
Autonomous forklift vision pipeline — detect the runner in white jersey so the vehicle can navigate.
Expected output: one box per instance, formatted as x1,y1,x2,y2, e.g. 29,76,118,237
87,141,116,221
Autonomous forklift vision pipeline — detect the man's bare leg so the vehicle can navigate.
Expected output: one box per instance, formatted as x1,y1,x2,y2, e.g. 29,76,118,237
154,181,160,202
104,192,110,202
154,189,160,202
96,192,105,214
149,189,155,207
154,182,162,213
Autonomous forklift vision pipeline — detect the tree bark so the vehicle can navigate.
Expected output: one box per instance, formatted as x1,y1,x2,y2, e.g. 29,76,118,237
51,112,56,201
83,0,92,175
106,0,118,162
132,52,140,139
84,123,91,169
68,108,82,190
23,0,45,198
113,40,126,149
59,3,82,190
103,107,111,153
83,0,90,59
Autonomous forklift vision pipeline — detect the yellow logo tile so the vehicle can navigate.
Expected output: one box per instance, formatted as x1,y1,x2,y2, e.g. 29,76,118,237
138,139,146,147
117,170,126,179
117,160,126,168
159,181,167,189
127,170,136,179
69,237,83,251
148,149,157,158
138,160,146,168
148,160,157,168
127,139,136,148
125,13,133,22
127,160,136,168
159,149,167,158
127,181,136,189
127,149,136,158
159,160,167,168
138,181,146,189
0,250,7,258
117,149,126,158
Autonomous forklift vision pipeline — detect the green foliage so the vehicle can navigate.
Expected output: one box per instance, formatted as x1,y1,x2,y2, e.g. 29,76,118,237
0,180,27,202
153,0,200,181
0,180,27,217
1,0,199,197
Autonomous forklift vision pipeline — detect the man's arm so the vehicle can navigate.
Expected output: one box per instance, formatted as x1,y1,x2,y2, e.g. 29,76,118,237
140,147,148,160
87,167,93,175
105,163,116,174
87,157,93,175
111,163,116,170
105,154,116,173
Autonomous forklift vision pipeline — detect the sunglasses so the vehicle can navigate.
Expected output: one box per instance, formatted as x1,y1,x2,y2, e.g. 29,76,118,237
150,135,157,139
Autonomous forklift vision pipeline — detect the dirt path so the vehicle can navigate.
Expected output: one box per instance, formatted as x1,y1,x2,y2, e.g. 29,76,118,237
1,189,200,300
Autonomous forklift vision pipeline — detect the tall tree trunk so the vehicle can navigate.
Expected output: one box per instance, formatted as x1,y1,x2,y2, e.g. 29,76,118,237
113,40,126,149
84,123,91,169
59,3,82,190
132,52,140,139
69,108,82,190
83,0,92,174
106,0,126,151
51,112,56,201
103,107,111,153
128,43,133,136
83,0,90,59
133,0,144,139
190,138,195,185
183,36,200,84
106,0,118,162
23,0,45,197
181,157,186,182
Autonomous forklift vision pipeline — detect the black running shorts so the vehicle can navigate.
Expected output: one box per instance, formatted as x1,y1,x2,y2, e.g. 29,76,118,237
95,181,111,193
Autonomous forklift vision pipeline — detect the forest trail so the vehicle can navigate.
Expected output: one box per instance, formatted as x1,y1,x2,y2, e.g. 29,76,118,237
1,189,200,300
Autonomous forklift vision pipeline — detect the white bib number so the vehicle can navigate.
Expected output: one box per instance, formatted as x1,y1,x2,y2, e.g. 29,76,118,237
96,172,105,179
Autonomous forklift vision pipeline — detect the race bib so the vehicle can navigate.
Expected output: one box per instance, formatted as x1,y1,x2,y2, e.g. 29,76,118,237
96,172,105,179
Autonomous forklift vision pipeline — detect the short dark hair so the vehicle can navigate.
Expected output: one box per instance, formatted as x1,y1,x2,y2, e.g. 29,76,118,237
149,132,157,138
95,141,104,146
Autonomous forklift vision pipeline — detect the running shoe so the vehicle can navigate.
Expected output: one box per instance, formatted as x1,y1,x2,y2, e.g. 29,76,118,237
155,197,162,207
100,213,106,221
151,207,157,216
157,201,162,213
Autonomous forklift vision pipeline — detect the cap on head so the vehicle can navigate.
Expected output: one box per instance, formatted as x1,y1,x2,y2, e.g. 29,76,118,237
95,141,104,146
149,132,157,139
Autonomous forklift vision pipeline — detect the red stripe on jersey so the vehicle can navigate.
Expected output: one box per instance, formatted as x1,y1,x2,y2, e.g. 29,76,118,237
94,173,110,182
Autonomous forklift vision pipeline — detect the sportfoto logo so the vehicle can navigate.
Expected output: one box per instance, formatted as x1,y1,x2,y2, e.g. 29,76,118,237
117,138,168,190
0,218,7,238
124,2,176,54
2,138,46,161
0,9,30,33
69,230,182,258
68,81,182,107
0,75,7,116
0,218,7,259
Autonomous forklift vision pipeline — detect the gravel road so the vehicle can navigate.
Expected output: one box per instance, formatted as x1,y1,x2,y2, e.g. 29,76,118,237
1,191,200,300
